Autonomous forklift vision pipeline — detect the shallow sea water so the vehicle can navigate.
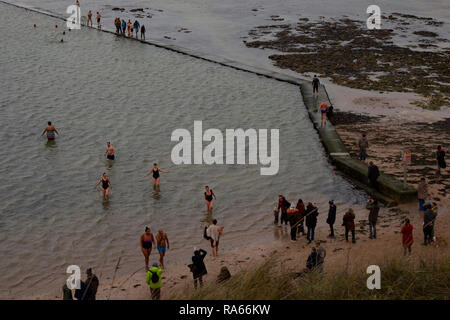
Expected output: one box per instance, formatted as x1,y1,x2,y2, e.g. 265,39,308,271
0,3,365,298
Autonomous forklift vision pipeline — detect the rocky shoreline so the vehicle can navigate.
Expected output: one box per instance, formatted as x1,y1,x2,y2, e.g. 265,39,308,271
244,12,450,110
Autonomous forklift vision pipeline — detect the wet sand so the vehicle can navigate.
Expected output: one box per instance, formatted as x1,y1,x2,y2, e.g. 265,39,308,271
34,201,449,300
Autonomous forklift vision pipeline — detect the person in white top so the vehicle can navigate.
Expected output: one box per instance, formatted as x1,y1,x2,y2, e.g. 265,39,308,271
206,219,223,258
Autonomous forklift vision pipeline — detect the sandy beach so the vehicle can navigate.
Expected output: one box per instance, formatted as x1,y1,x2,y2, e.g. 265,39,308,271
32,198,449,300
1,0,448,300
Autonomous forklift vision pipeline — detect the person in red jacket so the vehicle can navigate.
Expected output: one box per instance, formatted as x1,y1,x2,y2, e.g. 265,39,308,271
401,218,413,256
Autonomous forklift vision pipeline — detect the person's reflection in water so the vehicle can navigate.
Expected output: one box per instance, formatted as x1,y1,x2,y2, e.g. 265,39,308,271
152,185,161,200
45,139,57,148
102,197,110,210
105,159,114,169
273,224,280,240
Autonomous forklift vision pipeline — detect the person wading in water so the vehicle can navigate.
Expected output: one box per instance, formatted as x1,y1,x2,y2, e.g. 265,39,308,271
145,163,169,187
94,172,111,200
204,186,216,212
41,121,59,140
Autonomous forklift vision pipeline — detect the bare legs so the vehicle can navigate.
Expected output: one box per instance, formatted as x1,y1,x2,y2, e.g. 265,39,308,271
141,248,151,271
210,239,219,258
205,200,214,212
321,113,327,128
102,188,110,200
159,251,165,269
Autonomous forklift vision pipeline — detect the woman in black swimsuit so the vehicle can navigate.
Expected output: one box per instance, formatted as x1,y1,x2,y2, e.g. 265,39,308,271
140,227,155,271
204,186,216,212
145,163,169,187
94,172,112,199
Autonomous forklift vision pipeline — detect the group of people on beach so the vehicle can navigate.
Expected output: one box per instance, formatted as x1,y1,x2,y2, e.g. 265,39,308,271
274,191,441,257
275,195,371,244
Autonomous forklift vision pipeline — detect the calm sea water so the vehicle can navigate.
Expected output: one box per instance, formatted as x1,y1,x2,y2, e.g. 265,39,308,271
0,3,366,298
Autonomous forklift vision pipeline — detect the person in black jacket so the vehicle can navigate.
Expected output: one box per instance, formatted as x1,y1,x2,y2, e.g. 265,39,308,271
74,280,93,300
436,145,446,176
326,200,336,238
422,202,435,246
305,202,318,244
277,195,290,225
368,161,380,191
306,247,318,271
189,248,207,289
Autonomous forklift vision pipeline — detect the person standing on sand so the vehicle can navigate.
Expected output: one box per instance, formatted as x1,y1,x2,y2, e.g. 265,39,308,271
133,20,140,38
312,75,320,96
366,198,380,239
141,24,146,40
94,172,111,199
368,161,380,191
326,200,336,238
145,163,169,187
85,268,99,300
423,202,434,246
343,208,356,243
146,262,163,300
62,283,73,300
417,177,429,211
204,186,216,212
296,199,305,235
189,248,207,289
436,145,446,177
431,202,438,242
277,195,290,226
319,101,328,128
87,10,93,27
358,133,369,161
401,218,413,256
305,202,318,244
207,219,222,258
315,241,326,273
140,227,156,271
41,121,59,140
96,12,101,29
74,280,92,300
156,229,170,269
287,204,300,242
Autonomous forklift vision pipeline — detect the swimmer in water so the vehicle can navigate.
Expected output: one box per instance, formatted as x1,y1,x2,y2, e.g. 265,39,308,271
156,229,170,269
204,186,216,212
140,227,155,271
41,121,59,140
94,172,111,199
104,141,115,161
145,163,169,187
319,101,328,127
87,10,93,27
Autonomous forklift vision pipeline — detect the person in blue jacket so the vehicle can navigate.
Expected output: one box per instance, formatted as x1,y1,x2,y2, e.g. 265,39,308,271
133,20,140,38
121,19,126,36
